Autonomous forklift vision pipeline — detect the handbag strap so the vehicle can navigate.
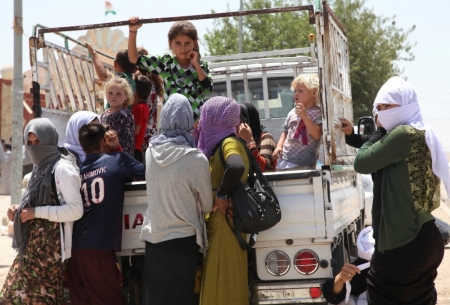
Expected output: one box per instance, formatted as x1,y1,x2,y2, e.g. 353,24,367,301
218,136,255,187
225,208,258,250
217,136,267,250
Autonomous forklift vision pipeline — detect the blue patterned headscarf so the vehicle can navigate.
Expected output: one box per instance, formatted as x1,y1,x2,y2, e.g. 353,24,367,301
149,93,196,148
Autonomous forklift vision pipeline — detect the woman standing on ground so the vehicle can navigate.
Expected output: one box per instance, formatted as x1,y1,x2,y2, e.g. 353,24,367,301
354,76,447,305
0,118,83,304
198,96,251,305
141,93,212,304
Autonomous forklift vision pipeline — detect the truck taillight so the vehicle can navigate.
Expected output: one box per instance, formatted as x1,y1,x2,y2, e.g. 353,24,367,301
265,251,290,276
309,287,322,298
294,249,319,275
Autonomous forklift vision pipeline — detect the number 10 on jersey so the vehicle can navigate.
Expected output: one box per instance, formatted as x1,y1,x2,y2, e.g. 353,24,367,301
81,177,105,207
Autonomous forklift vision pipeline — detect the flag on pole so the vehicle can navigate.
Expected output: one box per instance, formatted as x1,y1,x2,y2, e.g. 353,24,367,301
105,1,116,16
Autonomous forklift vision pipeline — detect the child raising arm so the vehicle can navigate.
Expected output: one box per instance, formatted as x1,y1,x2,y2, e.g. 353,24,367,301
128,16,213,120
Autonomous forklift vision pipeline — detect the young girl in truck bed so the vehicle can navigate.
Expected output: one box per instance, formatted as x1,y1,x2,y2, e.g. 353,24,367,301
272,74,323,169
128,16,213,120
100,77,135,155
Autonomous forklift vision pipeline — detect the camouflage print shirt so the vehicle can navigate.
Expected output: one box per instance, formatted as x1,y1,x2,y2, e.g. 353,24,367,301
354,125,439,253
137,54,213,120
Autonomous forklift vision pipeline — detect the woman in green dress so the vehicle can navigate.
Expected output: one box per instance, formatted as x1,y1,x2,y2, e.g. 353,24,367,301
198,96,251,305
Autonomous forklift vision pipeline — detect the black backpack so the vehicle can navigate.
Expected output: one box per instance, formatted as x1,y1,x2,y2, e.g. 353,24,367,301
218,136,281,250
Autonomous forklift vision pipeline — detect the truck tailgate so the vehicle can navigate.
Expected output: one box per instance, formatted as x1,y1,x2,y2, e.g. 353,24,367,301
256,170,325,242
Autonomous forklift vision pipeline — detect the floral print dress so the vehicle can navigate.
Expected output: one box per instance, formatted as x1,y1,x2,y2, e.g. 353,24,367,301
0,177,65,304
100,108,135,155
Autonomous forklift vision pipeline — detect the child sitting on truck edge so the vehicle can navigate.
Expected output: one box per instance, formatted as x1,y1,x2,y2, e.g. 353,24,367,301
272,74,323,169
68,123,145,305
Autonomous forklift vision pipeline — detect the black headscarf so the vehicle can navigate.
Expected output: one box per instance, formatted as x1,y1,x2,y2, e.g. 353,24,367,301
240,102,263,142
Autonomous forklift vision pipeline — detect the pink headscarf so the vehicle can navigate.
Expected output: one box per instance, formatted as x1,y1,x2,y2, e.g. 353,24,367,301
198,97,240,158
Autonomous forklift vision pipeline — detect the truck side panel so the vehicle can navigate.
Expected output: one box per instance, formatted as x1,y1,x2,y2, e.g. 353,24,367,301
256,175,325,242
326,173,361,238
119,187,147,256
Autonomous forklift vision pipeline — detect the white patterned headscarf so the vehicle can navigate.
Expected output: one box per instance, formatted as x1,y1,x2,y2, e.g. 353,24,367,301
373,76,450,196
345,226,374,304
357,226,375,261
63,111,99,162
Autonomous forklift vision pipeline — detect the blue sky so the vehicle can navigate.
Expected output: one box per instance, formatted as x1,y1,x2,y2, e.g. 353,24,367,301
1,0,449,149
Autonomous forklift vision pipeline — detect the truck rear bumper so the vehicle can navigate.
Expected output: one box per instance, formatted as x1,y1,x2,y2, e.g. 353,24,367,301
250,279,327,304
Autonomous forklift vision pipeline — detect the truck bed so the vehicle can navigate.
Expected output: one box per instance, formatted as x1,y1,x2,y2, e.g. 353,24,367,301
118,168,362,257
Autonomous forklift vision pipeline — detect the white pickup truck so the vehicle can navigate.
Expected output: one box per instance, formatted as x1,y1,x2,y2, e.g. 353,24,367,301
29,3,370,304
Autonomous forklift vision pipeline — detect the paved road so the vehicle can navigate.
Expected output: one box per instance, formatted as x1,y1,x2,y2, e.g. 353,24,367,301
1,195,450,304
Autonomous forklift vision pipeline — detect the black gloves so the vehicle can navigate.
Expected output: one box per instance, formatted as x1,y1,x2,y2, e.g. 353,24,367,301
368,128,387,144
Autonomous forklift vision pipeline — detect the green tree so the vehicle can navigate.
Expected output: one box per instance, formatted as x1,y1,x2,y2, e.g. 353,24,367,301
203,0,415,120
332,0,415,119
203,0,314,54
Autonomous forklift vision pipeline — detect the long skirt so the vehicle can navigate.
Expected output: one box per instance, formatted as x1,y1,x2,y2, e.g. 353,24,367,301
0,219,65,305
141,235,199,305
200,211,249,305
367,220,444,305
68,249,123,305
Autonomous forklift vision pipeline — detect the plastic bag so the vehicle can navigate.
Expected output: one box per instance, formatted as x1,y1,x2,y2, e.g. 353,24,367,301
435,217,450,245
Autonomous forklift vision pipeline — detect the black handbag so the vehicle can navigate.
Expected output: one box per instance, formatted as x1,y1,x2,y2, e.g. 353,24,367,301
218,136,281,250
